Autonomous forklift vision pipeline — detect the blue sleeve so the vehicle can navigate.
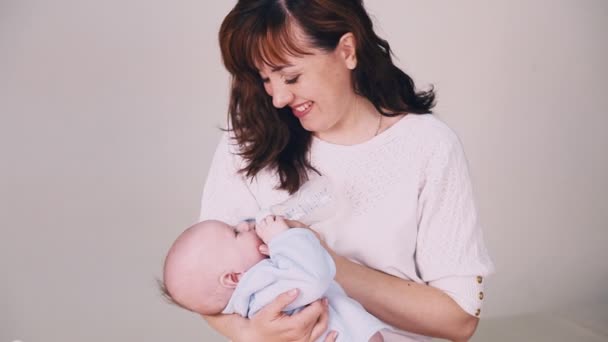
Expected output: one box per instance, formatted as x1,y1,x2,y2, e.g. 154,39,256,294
246,228,336,316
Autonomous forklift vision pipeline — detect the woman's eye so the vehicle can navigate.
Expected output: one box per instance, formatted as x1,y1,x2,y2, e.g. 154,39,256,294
285,75,300,85
261,77,270,84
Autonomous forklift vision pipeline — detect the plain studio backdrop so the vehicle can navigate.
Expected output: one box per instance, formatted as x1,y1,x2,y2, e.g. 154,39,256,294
1,0,606,341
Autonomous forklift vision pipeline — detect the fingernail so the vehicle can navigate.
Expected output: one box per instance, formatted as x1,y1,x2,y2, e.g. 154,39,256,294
332,331,339,338
288,289,298,296
323,298,329,306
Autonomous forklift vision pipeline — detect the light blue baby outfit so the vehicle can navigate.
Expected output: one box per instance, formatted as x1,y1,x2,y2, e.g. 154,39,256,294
222,228,386,341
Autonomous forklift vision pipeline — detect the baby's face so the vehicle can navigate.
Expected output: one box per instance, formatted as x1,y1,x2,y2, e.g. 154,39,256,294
163,220,268,314
210,220,267,272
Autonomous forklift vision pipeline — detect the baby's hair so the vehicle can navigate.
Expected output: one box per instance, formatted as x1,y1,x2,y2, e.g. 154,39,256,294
156,277,189,311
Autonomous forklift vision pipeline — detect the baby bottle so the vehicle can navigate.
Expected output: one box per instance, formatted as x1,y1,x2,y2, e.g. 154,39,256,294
256,176,344,225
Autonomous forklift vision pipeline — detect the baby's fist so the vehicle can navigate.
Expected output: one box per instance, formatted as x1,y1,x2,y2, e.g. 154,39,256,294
256,215,289,244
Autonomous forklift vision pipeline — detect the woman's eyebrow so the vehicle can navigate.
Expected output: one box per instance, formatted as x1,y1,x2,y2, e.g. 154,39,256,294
258,64,295,74
259,65,299,78
271,65,293,72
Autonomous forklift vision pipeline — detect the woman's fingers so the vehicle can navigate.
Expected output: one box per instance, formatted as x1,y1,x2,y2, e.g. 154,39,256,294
250,291,330,342
323,331,339,342
284,219,309,228
284,298,326,341
309,299,330,341
256,289,299,319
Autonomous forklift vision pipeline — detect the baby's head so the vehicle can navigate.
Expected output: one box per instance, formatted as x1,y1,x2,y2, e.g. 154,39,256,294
161,219,266,315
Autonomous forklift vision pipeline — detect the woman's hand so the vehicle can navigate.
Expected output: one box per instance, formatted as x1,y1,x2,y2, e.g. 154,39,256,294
282,219,334,255
239,289,337,342
283,218,308,229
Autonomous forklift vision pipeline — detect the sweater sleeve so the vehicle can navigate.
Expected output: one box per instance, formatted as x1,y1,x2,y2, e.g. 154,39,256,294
415,128,495,317
199,132,260,225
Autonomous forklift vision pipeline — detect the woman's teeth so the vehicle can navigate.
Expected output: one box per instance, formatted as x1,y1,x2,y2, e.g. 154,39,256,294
296,102,312,112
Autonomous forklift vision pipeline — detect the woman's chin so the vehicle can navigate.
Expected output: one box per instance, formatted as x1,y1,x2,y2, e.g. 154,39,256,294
299,119,322,133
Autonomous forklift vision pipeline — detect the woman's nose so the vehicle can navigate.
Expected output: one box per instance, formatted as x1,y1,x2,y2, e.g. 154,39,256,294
271,84,294,109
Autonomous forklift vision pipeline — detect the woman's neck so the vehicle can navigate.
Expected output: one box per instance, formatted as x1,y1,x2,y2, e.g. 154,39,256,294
314,96,383,146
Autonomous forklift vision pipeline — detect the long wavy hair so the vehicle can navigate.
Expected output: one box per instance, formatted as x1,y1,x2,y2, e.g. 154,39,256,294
219,0,435,194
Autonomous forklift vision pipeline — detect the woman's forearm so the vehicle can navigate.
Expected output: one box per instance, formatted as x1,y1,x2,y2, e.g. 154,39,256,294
332,254,478,342
202,313,247,340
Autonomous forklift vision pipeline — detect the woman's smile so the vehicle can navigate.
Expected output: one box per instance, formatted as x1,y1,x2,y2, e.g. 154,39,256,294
291,101,314,118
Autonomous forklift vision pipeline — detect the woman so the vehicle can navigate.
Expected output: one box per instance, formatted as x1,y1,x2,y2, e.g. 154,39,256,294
199,0,494,341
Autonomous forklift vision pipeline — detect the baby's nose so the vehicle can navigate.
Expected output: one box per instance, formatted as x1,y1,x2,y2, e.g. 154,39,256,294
236,220,253,232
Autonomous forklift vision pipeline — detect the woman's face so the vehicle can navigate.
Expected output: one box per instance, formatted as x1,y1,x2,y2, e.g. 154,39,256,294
257,35,357,135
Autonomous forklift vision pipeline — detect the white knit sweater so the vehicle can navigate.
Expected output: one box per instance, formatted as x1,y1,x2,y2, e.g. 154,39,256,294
199,113,495,341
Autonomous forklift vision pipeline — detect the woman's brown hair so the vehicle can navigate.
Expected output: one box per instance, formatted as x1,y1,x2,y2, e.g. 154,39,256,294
219,0,435,194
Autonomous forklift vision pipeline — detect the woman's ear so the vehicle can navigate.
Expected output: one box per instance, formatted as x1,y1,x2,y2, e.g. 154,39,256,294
219,272,241,288
338,32,357,70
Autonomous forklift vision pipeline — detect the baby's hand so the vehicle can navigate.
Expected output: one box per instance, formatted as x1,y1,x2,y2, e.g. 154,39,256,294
256,215,289,244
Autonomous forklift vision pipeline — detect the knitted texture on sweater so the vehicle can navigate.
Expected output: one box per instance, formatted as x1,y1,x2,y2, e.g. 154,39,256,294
200,113,495,341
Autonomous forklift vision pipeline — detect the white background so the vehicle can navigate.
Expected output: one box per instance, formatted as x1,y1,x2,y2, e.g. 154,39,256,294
1,0,607,341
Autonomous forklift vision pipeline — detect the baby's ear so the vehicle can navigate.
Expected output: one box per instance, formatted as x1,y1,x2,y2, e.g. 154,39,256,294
219,272,241,288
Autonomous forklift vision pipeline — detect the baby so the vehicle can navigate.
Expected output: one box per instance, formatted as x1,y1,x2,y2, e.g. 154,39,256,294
162,215,385,342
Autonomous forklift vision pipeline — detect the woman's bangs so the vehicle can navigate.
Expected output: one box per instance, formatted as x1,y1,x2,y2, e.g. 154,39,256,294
250,23,311,72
